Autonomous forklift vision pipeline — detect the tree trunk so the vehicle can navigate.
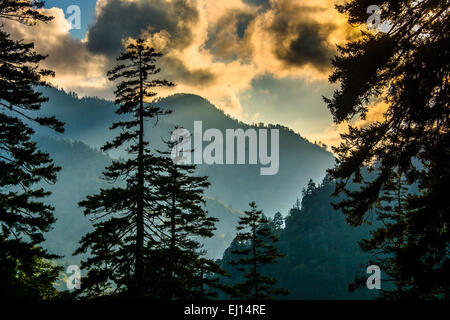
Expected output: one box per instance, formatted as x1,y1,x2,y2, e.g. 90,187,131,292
167,177,176,299
135,50,145,297
253,225,258,299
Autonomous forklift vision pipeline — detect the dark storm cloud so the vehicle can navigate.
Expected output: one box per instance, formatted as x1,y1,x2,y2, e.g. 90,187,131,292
268,2,337,71
205,10,255,61
86,0,199,57
161,56,217,87
243,0,271,9
204,0,339,72
271,22,336,71
236,13,254,39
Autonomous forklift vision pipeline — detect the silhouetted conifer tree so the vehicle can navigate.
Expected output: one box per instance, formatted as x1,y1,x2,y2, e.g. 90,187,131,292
190,258,229,300
350,170,412,298
0,0,63,299
302,179,316,197
146,138,223,299
229,202,288,300
75,39,173,298
325,0,449,299
271,212,284,231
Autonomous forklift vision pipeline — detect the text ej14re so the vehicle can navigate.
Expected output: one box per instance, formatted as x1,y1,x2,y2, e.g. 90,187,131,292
184,304,266,317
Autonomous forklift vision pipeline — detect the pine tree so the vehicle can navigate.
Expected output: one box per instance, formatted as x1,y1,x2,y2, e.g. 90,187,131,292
302,179,316,197
293,198,301,210
361,170,411,298
229,202,288,300
0,0,51,24
271,212,284,231
0,1,64,299
74,39,174,298
146,138,222,299
190,258,228,300
324,0,449,299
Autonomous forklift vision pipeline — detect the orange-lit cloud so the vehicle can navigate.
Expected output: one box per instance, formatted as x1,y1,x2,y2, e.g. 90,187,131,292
2,0,369,147
309,100,389,150
2,8,111,98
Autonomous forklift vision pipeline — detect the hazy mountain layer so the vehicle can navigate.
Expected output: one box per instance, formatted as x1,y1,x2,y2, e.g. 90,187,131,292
36,87,335,215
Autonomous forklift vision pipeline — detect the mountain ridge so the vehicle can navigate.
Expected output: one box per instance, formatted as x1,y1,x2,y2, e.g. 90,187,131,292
35,86,335,215
31,87,337,260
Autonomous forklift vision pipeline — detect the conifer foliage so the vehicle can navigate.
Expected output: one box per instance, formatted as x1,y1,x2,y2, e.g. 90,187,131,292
144,138,221,299
325,0,449,299
0,0,63,298
75,39,174,298
0,0,52,24
74,39,223,299
351,169,413,298
229,202,288,300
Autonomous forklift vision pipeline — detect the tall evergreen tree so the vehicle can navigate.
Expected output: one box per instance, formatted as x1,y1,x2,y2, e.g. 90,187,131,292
325,0,449,298
0,0,64,298
75,39,173,298
191,258,229,300
229,202,288,300
146,138,222,299
350,169,413,298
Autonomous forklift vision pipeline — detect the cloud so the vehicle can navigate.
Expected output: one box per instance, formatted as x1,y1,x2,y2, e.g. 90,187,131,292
271,21,336,71
309,100,389,150
2,8,111,98
160,56,217,88
205,9,255,62
238,75,336,139
267,1,337,71
83,0,354,101
87,0,199,58
247,0,358,79
2,0,361,132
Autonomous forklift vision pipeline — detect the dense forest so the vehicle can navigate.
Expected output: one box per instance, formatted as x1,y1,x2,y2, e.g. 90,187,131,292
218,176,379,299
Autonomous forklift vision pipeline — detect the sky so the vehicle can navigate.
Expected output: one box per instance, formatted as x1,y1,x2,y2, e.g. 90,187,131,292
3,0,386,149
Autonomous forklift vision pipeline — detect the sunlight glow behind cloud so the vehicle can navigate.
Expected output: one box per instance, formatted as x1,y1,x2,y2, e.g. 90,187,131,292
2,0,366,149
